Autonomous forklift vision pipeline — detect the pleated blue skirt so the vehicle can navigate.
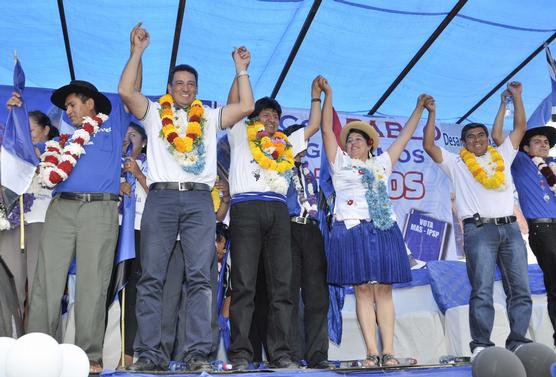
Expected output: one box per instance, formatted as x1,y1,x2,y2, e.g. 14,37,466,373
326,220,411,286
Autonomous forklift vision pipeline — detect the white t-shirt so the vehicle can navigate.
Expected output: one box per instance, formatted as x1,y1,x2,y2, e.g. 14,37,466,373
141,99,222,186
438,136,517,220
330,147,393,221
228,123,305,196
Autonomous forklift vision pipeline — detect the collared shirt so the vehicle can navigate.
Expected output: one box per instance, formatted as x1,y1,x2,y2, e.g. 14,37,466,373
54,102,130,195
141,99,222,186
438,136,517,220
286,161,319,219
512,152,556,219
228,124,305,196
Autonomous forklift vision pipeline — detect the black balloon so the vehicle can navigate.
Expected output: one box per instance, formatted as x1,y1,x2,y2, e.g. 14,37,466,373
472,347,526,377
514,342,556,377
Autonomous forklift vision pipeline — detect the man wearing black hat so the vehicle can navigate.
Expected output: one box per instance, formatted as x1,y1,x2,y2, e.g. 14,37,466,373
493,106,556,347
27,79,129,373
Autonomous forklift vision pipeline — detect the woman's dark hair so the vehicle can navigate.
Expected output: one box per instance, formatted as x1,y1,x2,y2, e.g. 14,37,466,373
128,122,147,142
29,110,59,140
127,122,147,154
216,222,229,242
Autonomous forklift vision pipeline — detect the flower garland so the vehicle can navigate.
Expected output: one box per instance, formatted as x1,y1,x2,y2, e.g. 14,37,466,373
39,114,108,188
532,156,556,197
292,162,318,218
460,146,506,190
159,94,206,175
247,120,294,194
356,158,394,230
247,120,294,173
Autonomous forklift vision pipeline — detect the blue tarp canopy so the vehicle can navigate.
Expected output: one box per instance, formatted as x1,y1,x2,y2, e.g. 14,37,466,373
0,0,555,124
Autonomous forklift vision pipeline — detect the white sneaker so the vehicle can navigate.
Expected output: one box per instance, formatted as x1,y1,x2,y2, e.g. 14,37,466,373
470,346,486,362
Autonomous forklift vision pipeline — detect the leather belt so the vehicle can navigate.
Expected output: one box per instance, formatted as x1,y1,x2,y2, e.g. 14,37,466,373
527,218,556,224
462,216,516,225
290,216,319,226
149,182,210,192
59,192,118,202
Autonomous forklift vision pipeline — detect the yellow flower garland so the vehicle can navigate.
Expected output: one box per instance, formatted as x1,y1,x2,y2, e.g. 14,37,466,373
159,94,204,153
247,121,294,174
460,146,506,190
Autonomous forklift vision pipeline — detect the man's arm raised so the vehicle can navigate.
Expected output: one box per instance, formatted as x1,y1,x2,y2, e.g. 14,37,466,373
304,76,325,141
422,96,443,163
221,47,254,129
491,89,510,146
507,81,526,149
119,24,149,120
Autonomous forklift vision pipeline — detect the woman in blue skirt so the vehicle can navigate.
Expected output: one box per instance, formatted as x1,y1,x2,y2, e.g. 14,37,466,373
321,81,434,366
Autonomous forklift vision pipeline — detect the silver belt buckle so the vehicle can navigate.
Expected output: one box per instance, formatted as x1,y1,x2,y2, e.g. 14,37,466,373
299,217,308,225
495,217,505,225
178,182,187,191
83,193,91,202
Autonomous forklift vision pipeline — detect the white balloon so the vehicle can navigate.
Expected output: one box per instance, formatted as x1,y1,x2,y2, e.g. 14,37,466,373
59,344,89,377
0,337,16,377
5,333,62,377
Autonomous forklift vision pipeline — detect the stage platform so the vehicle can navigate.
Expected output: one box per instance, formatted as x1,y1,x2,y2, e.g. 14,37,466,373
99,365,472,377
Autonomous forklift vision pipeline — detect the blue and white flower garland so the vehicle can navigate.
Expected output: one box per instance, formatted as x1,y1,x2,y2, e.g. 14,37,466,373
358,160,394,230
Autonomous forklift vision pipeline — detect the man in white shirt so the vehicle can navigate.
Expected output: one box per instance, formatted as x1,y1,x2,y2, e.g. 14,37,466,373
118,25,254,372
422,82,532,359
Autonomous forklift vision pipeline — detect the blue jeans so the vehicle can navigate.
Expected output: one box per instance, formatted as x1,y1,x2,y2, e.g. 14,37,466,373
463,221,532,352
135,189,216,366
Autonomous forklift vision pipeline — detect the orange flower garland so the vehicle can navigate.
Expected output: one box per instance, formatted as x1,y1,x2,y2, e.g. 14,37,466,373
460,146,506,190
159,94,204,154
247,121,294,173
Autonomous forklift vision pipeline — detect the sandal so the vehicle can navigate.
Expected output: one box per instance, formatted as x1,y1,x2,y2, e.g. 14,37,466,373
381,353,400,366
362,354,380,368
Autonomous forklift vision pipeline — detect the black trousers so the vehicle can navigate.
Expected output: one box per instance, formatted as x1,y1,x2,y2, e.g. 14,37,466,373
528,222,556,346
228,200,293,363
289,222,329,366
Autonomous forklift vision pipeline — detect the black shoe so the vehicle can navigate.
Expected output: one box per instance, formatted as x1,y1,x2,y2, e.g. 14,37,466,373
272,357,298,369
126,357,163,372
187,356,212,372
310,360,334,369
231,358,250,371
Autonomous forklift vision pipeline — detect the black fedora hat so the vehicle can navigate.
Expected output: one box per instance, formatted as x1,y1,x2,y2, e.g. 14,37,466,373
520,126,556,151
51,80,112,115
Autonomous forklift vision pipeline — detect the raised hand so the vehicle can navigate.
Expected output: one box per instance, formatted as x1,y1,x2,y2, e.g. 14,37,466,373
507,81,522,97
131,23,149,53
423,95,435,113
500,89,511,102
416,93,430,109
320,76,331,95
233,46,250,71
6,91,22,110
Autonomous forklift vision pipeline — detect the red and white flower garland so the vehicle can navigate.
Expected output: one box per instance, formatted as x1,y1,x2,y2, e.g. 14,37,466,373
39,114,108,188
532,156,556,196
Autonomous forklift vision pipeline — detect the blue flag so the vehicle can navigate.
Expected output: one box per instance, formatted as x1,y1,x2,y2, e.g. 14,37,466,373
527,46,556,128
0,59,39,194
116,143,136,265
